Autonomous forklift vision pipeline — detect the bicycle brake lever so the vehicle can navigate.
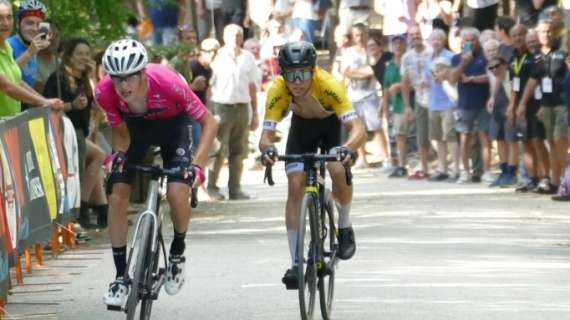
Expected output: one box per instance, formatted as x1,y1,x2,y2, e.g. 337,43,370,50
264,165,275,186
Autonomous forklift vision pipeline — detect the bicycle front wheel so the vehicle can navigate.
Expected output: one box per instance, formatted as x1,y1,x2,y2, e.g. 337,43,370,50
297,193,318,320
125,215,152,320
319,189,337,320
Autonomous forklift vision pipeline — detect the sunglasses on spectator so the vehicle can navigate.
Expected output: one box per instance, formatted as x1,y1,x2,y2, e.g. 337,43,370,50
488,63,502,70
111,71,141,85
282,70,312,82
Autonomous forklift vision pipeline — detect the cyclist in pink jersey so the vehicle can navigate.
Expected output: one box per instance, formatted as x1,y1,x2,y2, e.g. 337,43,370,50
96,39,218,307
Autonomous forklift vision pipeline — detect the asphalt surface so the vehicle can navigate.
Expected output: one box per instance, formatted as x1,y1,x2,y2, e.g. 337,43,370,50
5,167,570,320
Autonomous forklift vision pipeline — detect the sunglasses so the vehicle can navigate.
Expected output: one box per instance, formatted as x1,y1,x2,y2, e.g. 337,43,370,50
111,72,141,85
282,70,312,82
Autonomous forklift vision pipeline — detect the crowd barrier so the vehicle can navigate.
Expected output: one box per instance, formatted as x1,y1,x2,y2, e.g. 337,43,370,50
0,108,80,310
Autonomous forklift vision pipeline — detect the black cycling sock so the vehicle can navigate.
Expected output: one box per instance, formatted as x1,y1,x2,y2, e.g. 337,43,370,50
112,246,127,279
169,230,187,256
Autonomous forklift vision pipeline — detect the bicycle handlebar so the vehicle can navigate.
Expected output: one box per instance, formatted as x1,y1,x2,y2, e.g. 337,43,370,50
264,153,353,187
105,164,198,207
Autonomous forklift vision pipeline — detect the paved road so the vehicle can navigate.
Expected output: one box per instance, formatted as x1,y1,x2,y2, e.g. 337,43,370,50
6,167,570,320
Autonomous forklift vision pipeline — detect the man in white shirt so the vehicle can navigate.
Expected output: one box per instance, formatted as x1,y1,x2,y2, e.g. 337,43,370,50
208,24,259,200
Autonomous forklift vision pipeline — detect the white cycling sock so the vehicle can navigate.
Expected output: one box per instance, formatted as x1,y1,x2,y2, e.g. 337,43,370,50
287,230,298,267
336,202,351,229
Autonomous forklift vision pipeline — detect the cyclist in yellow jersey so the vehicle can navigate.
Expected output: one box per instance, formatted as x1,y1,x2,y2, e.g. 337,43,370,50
259,41,365,288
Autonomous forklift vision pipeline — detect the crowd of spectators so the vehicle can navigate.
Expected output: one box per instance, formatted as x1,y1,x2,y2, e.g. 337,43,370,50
2,0,570,237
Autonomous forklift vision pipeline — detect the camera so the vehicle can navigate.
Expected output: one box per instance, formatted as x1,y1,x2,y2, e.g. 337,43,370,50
38,22,50,40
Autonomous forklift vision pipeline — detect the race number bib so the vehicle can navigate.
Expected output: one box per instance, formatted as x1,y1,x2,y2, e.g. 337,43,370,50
513,77,520,92
542,77,553,93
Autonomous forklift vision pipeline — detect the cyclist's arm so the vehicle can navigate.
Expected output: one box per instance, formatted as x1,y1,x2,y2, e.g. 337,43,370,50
342,117,366,151
193,112,218,169
111,122,130,153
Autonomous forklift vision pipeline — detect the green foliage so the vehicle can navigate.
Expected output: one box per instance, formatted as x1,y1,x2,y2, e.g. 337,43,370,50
11,0,133,47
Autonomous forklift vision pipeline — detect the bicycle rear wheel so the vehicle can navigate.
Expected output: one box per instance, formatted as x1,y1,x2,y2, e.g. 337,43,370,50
125,215,152,320
319,190,337,320
297,193,318,320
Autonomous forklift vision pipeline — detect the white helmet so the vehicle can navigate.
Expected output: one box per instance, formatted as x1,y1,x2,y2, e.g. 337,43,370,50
18,0,47,20
102,39,148,76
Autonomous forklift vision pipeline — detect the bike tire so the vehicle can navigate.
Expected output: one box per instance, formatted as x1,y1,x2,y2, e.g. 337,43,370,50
297,193,318,320
125,215,152,320
139,246,158,320
319,189,336,320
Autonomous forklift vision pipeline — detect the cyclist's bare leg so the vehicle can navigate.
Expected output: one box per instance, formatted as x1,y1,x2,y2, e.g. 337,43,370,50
328,162,353,228
166,182,192,233
108,183,131,279
108,183,132,247
286,171,305,266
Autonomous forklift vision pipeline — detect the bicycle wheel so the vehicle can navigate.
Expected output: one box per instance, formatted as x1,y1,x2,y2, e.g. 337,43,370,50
297,193,318,320
125,215,152,320
319,189,337,320
139,231,164,320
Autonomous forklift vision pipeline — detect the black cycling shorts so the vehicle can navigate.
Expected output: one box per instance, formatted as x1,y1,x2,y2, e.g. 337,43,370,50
108,113,192,186
285,114,341,172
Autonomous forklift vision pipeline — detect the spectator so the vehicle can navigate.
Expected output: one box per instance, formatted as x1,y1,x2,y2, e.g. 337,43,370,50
525,29,540,54
169,25,199,83
273,0,294,33
291,0,318,43
401,26,432,180
195,0,248,42
415,0,444,40
342,23,383,168
453,0,499,31
450,27,493,184
425,29,459,181
331,25,352,82
260,19,287,60
338,0,371,33
0,0,62,117
36,19,59,94
383,35,410,178
520,19,568,194
136,0,190,46
479,29,498,46
504,25,548,191
376,0,412,41
495,16,516,61
542,6,566,46
243,38,263,89
8,0,50,94
208,24,259,200
190,38,219,108
367,35,393,166
513,0,557,28
43,38,106,229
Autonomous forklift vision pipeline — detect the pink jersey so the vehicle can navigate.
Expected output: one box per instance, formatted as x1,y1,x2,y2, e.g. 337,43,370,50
95,64,207,127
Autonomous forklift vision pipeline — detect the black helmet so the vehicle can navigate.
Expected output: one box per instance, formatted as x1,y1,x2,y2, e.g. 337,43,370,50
278,41,317,70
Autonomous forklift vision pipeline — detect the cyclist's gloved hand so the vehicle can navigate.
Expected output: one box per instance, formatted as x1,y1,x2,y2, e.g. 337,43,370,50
104,151,127,174
191,164,206,187
261,145,278,166
330,146,357,166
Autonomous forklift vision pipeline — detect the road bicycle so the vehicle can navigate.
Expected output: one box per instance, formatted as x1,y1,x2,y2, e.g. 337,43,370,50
107,164,194,320
265,152,352,320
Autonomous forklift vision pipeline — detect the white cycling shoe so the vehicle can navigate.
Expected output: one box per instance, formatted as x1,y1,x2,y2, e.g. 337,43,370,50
103,277,128,307
165,255,186,295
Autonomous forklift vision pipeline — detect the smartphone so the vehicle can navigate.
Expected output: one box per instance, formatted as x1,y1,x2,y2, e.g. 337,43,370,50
463,42,472,54
38,22,50,40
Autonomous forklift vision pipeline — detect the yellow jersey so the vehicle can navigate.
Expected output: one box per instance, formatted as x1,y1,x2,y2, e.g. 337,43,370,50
263,67,357,130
